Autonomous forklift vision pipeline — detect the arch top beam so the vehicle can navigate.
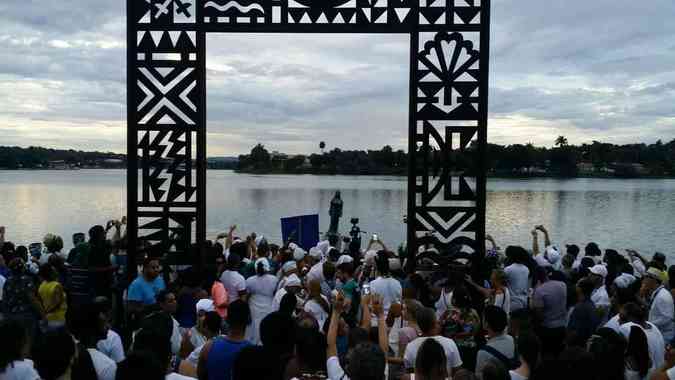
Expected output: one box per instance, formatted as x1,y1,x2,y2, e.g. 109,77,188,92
129,0,485,33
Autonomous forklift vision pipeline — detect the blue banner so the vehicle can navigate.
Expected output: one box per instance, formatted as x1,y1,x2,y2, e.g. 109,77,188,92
281,214,319,250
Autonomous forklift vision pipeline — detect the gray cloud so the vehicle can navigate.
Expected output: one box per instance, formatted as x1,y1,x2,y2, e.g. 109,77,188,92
0,0,674,155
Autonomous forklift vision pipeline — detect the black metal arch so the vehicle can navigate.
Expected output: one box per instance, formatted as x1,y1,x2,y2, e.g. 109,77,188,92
126,0,490,275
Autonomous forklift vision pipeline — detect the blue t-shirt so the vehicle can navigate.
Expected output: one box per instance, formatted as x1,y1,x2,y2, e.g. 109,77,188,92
207,337,252,380
127,276,166,305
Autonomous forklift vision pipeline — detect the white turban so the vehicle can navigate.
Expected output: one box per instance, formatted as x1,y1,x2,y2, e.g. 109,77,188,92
308,247,322,260
285,274,302,288
255,258,271,273
282,261,298,274
317,240,330,256
336,255,354,266
613,273,637,289
293,247,308,261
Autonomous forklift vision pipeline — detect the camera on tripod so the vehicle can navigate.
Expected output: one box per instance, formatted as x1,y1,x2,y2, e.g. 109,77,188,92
348,218,362,256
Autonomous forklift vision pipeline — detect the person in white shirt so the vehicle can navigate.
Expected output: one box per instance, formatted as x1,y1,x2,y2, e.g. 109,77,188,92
94,296,125,363
642,267,675,342
619,301,666,373
466,269,511,315
97,329,125,364
245,258,278,345
304,279,331,330
504,246,530,312
0,319,41,380
588,264,611,322
531,226,561,271
220,254,247,303
272,274,302,312
369,252,402,323
156,290,183,355
403,307,462,376
70,303,117,380
307,261,337,299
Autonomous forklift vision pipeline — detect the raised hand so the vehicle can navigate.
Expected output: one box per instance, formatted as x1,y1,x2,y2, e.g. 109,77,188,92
333,291,345,314
371,294,384,317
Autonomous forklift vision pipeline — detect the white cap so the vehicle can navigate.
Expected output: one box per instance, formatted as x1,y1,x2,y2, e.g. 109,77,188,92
613,273,637,289
196,299,215,314
285,274,302,288
590,264,608,278
336,255,354,266
293,247,307,261
255,235,265,246
288,242,298,252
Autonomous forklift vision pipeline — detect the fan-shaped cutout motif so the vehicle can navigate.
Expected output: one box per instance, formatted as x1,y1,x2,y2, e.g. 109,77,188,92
418,32,480,84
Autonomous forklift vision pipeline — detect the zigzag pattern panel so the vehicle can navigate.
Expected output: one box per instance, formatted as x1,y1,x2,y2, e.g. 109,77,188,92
138,129,198,204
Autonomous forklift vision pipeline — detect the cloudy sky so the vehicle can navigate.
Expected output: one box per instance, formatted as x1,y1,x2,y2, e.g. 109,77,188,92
1,0,674,156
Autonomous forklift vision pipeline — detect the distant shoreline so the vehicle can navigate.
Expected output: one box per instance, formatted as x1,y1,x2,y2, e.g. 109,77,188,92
2,167,673,179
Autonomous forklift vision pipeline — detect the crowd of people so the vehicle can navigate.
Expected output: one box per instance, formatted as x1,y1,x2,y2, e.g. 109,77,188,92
1,222,675,380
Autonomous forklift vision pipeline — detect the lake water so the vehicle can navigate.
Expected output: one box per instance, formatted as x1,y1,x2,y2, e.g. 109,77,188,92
1,170,674,258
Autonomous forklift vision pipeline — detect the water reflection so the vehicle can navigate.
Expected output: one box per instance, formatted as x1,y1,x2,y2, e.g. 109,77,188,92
0,170,674,258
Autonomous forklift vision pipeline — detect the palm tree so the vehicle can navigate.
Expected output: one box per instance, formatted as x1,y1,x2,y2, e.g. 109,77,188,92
555,136,569,147
319,141,326,154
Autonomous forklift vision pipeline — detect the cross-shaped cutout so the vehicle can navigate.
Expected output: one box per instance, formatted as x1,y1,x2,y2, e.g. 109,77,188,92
174,0,192,17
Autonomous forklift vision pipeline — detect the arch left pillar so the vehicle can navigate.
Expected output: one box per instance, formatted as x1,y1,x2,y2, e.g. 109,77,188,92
127,0,207,280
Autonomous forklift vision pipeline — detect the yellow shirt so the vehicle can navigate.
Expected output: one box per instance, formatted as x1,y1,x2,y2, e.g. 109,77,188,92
38,281,67,322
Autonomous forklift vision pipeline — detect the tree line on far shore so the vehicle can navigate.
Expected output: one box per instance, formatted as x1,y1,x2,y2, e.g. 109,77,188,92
238,137,675,178
1,137,674,178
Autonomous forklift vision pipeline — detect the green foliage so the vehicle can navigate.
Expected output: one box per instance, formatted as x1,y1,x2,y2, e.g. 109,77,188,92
237,138,675,177
0,146,125,169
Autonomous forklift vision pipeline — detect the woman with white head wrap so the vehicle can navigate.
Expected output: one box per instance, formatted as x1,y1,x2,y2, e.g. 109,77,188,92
244,258,278,345
276,261,298,292
272,273,303,312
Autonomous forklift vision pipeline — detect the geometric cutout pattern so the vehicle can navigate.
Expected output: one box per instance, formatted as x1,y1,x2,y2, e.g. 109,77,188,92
410,28,486,260
128,0,490,273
